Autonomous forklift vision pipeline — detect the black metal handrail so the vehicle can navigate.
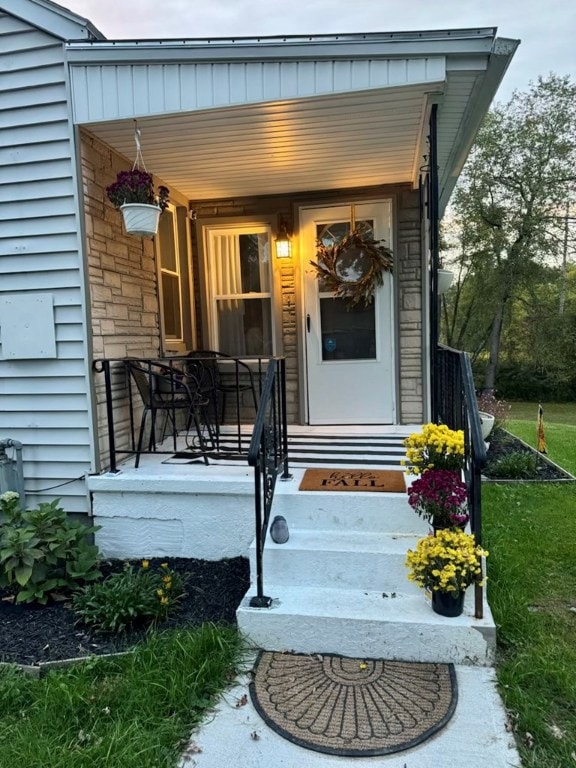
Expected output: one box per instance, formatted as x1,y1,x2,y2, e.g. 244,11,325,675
92,355,266,471
247,357,291,608
436,343,487,619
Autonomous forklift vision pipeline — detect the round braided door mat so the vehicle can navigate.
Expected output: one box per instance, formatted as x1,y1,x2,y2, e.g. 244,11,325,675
249,651,457,757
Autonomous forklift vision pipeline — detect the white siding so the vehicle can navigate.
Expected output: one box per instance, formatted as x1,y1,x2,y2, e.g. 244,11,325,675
0,11,93,514
70,56,446,123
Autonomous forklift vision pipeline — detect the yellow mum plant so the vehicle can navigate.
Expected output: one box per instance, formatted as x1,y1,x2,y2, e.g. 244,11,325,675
405,528,488,597
402,423,465,475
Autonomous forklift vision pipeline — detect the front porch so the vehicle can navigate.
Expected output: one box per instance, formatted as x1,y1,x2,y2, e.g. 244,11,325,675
87,422,412,560
88,419,495,667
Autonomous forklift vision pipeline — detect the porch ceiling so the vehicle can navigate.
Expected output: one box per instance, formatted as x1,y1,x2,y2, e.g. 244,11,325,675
83,83,440,201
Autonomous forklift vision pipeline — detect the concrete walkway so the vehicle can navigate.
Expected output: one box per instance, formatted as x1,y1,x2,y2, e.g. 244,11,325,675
181,661,521,768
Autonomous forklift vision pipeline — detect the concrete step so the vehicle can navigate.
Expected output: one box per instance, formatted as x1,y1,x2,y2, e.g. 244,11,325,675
237,584,496,666
273,472,427,535
252,529,423,593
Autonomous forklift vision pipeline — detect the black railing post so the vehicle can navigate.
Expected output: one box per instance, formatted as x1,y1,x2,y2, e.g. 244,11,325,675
279,358,291,480
436,344,487,619
429,104,440,422
247,358,290,608
251,463,272,607
101,359,118,473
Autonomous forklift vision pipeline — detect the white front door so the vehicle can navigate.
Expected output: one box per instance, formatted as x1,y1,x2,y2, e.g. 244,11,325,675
301,201,395,425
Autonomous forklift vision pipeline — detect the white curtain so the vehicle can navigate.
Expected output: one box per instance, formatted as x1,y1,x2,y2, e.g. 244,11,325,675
212,234,245,354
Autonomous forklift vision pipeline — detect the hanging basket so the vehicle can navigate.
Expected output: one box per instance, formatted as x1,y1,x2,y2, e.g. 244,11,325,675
120,203,161,238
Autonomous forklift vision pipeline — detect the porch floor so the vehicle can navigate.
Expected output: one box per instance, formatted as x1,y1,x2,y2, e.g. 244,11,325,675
107,424,416,475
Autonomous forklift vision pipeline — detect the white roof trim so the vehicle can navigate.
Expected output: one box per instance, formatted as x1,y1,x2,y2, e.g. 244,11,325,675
438,36,519,211
2,0,104,40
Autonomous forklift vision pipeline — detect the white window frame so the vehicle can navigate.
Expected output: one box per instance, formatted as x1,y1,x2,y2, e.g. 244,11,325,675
156,203,184,347
202,222,277,356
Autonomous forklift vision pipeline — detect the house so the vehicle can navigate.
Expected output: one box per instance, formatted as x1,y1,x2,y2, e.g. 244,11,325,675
1,0,516,534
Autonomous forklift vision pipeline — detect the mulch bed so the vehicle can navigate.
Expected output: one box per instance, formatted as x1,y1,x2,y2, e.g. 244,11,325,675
483,429,572,481
0,557,250,668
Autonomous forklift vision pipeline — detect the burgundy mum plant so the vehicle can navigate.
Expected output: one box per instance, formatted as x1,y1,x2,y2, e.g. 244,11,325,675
408,469,469,529
106,170,170,212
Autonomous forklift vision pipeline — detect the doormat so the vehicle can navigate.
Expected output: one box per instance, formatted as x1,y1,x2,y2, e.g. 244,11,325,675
249,651,457,757
299,468,406,492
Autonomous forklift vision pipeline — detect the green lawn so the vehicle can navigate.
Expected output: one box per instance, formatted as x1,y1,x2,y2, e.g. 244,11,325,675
0,624,243,768
506,400,576,475
485,406,576,767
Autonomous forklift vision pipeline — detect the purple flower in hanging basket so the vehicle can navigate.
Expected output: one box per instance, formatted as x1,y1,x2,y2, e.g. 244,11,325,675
106,170,170,212
407,469,469,528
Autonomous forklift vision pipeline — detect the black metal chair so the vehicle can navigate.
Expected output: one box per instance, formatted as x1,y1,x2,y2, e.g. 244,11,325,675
186,351,260,452
126,360,213,467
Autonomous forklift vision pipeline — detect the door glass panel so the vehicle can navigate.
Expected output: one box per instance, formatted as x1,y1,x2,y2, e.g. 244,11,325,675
314,218,377,361
315,220,374,289
319,298,376,361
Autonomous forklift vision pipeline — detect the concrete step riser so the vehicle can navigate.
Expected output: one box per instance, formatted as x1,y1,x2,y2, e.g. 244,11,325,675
237,608,494,666
251,546,421,594
272,493,427,534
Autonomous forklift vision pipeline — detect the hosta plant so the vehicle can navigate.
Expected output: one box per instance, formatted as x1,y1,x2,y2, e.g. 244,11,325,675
0,494,101,604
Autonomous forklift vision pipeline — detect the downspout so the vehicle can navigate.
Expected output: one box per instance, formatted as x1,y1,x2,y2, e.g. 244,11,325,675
428,105,440,422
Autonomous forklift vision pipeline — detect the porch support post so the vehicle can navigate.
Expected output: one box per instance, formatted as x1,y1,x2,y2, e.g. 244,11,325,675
428,104,441,422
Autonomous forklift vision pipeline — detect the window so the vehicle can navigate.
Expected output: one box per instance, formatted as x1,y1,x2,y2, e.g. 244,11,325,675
206,225,274,356
157,207,183,342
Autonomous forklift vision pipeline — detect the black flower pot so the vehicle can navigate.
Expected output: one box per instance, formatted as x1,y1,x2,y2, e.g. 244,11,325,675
432,590,465,617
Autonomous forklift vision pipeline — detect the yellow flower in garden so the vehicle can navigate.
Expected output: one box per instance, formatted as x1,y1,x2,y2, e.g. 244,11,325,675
156,588,164,597
160,596,169,605
161,563,169,569
141,560,150,569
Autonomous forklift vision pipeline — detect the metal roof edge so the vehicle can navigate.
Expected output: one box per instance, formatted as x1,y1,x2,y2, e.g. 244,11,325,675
64,27,499,64
438,36,520,214
1,0,105,40
65,27,497,47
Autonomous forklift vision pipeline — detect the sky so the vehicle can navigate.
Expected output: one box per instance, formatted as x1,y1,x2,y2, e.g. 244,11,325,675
60,0,575,102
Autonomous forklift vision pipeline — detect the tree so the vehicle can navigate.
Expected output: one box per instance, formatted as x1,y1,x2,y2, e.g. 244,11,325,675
444,74,576,391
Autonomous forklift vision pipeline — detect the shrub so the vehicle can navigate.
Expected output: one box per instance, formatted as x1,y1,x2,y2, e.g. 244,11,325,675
73,560,186,633
0,494,101,604
486,451,538,479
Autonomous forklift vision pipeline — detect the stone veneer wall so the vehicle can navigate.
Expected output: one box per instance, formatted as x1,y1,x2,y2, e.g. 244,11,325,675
80,131,162,467
80,142,425,463
191,184,424,425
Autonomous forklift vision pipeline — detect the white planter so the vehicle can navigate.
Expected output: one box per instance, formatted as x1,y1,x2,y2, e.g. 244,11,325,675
120,203,161,237
478,411,495,440
437,269,454,295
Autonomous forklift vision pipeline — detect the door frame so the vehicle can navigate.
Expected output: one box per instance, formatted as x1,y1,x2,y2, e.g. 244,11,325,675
296,198,397,425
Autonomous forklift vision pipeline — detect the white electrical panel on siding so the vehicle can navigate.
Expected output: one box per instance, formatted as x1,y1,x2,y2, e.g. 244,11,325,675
0,294,57,359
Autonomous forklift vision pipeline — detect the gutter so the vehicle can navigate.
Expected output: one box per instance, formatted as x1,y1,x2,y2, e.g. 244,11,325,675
65,27,499,65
